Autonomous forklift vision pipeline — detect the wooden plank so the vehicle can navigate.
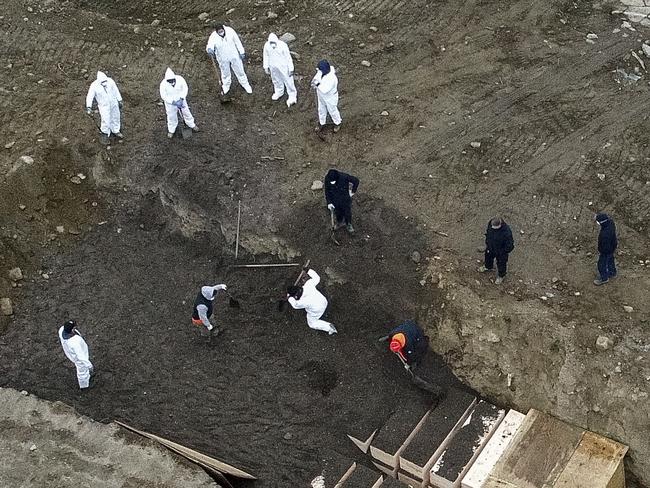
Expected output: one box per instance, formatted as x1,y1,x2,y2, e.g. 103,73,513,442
348,429,378,454
554,431,628,488
461,410,526,488
483,409,584,488
429,400,505,487
114,421,256,480
379,475,408,487
371,476,385,488
400,388,476,479
397,470,423,487
370,407,431,468
333,462,357,488
339,462,383,487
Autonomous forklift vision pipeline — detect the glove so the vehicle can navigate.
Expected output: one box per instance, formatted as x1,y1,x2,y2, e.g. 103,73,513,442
239,53,246,61
174,99,184,108
404,363,411,371
118,101,123,109
303,266,310,273
207,48,215,57
349,190,354,197
264,67,270,75
86,107,92,115
217,284,227,291
327,203,335,211
289,71,294,77
206,324,214,331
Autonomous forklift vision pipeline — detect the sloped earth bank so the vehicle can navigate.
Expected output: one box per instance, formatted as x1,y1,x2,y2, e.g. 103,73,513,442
0,387,219,488
0,0,649,486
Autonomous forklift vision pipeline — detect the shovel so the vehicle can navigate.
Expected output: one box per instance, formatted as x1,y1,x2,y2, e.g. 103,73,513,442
329,207,341,246
86,111,109,145
210,55,232,103
396,353,443,399
177,107,192,139
277,259,310,312
225,291,240,309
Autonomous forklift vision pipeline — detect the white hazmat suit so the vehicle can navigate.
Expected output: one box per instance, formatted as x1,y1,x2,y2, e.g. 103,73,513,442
58,325,93,389
263,33,297,106
288,269,337,334
159,68,197,136
311,62,342,127
206,25,252,95
85,71,122,136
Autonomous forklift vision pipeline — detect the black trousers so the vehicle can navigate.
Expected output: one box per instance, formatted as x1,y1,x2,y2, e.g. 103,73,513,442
335,203,352,225
485,250,508,277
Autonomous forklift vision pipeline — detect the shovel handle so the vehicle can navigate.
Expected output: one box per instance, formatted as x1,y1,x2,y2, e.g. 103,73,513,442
293,259,311,286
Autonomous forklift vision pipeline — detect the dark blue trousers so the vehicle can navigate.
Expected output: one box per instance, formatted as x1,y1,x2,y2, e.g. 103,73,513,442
597,253,616,281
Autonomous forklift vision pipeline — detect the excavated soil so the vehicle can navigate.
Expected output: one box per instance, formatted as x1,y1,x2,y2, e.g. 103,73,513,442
0,0,649,486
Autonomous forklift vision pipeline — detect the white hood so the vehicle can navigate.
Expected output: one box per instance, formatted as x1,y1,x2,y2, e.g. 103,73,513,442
164,67,176,81
268,33,279,45
97,71,108,83
201,286,216,301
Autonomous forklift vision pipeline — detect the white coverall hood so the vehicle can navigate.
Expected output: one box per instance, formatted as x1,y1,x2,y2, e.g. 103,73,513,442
268,33,279,44
164,67,176,81
201,285,217,301
97,71,108,83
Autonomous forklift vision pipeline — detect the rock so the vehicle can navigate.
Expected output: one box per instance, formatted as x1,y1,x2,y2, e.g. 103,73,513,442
283,432,293,440
20,155,34,165
596,335,614,351
197,12,209,21
18,204,26,210
623,305,634,313
42,273,49,280
56,226,65,233
369,26,378,32
470,141,481,148
310,180,323,190
1,298,13,316
380,110,389,116
643,43,650,58
150,19,160,26
361,60,371,67
4,141,15,149
8,268,23,281
267,11,278,19
133,26,141,34
29,444,37,451
410,251,421,263
587,33,598,40
279,32,296,43
70,176,82,184
21,390,28,396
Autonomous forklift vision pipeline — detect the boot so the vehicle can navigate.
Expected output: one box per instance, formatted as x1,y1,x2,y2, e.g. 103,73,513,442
328,325,338,335
478,265,492,273
495,276,504,284
114,132,124,139
593,278,609,286
191,125,200,133
167,132,174,139
286,98,296,108
99,134,110,145
271,92,283,101
346,223,355,233
333,124,341,133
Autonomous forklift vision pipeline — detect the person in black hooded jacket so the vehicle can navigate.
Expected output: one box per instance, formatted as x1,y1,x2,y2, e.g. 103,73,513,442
479,217,514,284
324,169,359,233
594,212,618,285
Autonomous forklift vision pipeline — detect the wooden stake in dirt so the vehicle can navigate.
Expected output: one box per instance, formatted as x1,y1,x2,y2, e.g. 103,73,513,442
235,200,241,260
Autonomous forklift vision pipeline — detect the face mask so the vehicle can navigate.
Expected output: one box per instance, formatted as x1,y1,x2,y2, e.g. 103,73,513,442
167,79,176,87
218,30,225,37
270,42,277,48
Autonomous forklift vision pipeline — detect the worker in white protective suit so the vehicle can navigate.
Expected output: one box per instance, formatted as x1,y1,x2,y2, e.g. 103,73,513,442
191,284,228,334
159,67,199,138
58,320,94,389
287,267,337,335
206,24,252,96
85,71,123,144
311,59,342,132
263,33,297,107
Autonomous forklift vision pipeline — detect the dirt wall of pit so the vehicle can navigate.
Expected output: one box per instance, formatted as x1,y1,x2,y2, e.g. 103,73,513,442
0,387,219,488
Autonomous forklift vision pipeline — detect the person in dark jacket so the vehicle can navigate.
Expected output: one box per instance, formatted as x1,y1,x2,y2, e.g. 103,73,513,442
387,320,429,370
594,212,617,285
324,169,360,233
479,217,515,284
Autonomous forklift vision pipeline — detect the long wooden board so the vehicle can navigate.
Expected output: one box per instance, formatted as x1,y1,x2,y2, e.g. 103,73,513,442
483,409,584,488
554,431,628,488
114,420,256,480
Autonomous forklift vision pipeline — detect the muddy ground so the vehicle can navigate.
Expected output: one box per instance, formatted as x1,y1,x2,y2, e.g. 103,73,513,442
0,0,649,486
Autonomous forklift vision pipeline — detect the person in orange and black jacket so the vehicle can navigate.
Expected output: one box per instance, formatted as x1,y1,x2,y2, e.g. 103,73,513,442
388,320,429,371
